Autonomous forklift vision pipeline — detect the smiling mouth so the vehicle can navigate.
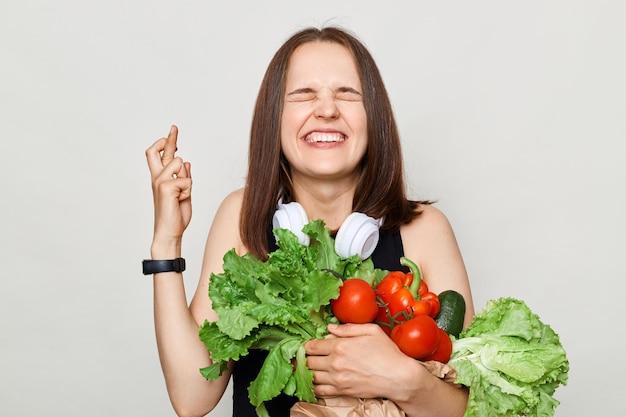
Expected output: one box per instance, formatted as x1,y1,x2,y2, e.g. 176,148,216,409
303,132,346,143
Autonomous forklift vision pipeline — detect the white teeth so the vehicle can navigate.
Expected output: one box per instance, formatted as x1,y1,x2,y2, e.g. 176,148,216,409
304,133,345,143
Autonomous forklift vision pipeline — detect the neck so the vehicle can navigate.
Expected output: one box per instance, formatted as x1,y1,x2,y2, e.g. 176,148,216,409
290,176,358,230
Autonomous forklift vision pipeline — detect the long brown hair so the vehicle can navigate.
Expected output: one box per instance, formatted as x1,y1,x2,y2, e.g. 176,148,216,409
241,26,425,260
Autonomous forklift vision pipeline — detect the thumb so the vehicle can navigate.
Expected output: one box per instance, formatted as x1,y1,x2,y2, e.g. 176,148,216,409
177,163,192,201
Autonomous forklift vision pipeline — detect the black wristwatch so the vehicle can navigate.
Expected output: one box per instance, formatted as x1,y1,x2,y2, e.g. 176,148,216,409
142,258,186,275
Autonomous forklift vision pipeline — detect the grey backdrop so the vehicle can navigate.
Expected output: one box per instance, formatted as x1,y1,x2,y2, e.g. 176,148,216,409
2,1,624,416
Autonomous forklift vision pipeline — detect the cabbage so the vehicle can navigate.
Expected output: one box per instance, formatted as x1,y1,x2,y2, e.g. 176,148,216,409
449,298,569,417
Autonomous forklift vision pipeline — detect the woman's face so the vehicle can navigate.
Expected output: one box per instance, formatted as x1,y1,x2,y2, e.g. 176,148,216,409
280,41,368,185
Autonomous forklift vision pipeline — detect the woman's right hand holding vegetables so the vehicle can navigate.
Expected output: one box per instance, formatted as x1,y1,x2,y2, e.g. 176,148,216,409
304,323,427,398
304,322,468,417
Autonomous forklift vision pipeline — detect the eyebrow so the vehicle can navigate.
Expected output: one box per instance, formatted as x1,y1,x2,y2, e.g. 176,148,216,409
286,87,315,96
286,86,363,96
337,86,362,96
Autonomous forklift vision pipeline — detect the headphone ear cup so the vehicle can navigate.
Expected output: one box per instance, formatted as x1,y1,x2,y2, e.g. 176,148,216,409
272,202,311,246
334,213,380,260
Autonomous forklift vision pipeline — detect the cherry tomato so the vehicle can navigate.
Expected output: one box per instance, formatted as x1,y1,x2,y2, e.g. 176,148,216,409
331,278,378,324
390,315,440,359
423,328,453,363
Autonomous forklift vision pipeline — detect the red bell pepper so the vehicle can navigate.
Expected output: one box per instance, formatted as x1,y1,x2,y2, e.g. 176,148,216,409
375,272,410,334
374,257,453,363
401,257,440,318
375,257,441,334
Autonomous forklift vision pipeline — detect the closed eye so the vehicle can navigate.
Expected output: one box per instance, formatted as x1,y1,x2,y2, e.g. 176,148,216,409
335,87,362,102
285,87,363,102
286,88,316,102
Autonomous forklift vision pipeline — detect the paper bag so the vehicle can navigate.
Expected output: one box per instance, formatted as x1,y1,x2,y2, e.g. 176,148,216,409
290,396,405,417
290,361,460,417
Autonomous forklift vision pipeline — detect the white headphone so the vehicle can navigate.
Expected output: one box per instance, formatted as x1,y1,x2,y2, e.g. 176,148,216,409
272,201,381,260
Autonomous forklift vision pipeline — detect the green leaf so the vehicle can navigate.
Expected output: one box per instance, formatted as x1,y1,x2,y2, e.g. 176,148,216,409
198,320,255,363
248,337,301,407
213,306,260,340
199,362,229,381
302,220,339,271
254,402,270,417
292,343,315,402
301,270,342,309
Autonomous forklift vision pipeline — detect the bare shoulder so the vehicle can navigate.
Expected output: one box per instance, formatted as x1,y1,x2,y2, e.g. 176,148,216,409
208,188,246,255
403,203,455,238
401,203,459,262
416,203,450,223
217,188,245,214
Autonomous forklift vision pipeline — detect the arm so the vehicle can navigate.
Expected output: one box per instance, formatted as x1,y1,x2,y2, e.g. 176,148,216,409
305,204,474,417
401,204,475,328
146,126,243,417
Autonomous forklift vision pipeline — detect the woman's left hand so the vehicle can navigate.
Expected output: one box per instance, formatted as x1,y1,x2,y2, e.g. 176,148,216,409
304,323,423,400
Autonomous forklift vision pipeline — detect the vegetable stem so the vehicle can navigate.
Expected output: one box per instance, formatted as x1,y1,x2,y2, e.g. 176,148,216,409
401,256,422,299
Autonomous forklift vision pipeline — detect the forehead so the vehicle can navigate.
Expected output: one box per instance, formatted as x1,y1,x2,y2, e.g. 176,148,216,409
285,41,361,87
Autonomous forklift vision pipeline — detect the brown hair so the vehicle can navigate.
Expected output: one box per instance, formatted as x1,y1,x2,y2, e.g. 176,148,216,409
240,26,426,260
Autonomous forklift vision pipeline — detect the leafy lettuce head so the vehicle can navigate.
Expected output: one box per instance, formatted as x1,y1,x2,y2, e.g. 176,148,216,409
449,297,569,417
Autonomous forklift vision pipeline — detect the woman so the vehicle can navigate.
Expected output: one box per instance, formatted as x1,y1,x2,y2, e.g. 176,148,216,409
145,26,474,417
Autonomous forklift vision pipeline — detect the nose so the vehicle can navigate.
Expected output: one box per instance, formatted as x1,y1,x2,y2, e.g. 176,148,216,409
314,94,339,119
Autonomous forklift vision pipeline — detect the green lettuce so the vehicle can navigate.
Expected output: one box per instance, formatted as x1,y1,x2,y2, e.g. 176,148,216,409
198,220,385,417
449,297,569,417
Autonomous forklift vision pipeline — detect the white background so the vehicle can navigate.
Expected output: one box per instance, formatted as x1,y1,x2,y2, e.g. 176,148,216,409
1,1,624,416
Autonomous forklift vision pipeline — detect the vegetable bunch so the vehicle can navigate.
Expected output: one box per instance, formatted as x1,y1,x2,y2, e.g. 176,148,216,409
449,297,569,417
330,257,457,363
373,258,453,362
198,220,383,417
199,218,569,417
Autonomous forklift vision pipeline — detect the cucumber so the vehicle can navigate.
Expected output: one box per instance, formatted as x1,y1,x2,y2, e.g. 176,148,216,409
435,290,466,338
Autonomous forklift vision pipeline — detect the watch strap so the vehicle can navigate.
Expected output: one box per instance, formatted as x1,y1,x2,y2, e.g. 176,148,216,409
142,258,186,275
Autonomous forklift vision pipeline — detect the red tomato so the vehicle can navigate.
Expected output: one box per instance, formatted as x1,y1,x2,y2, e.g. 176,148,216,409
390,315,440,359
423,328,453,363
331,279,378,324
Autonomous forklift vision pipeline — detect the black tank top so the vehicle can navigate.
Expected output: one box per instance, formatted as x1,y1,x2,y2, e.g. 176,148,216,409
231,228,408,417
